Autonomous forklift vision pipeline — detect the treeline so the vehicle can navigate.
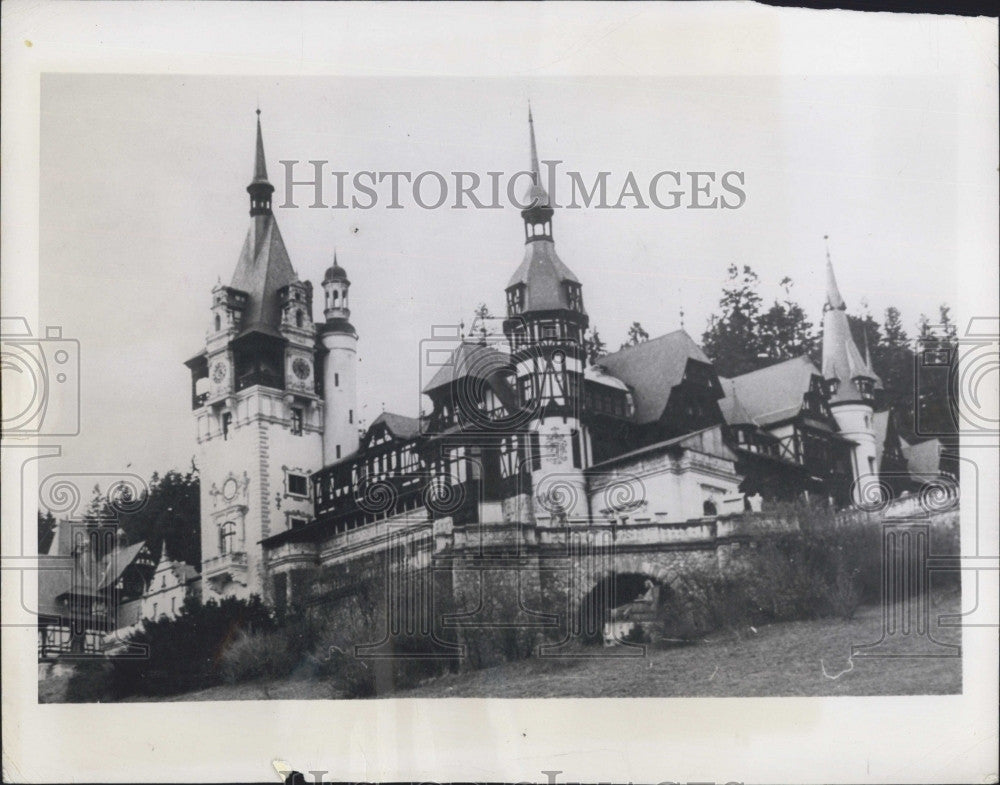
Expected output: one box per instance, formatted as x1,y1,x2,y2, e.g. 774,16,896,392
583,264,959,443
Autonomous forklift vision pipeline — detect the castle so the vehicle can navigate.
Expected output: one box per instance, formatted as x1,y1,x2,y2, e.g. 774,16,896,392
180,110,926,613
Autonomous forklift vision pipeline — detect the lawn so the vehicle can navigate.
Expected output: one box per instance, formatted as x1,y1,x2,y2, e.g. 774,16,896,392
105,589,961,702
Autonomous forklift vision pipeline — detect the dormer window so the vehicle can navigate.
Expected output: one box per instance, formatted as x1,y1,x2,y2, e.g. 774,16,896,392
823,378,840,397
565,283,583,312
855,377,875,401
507,285,525,316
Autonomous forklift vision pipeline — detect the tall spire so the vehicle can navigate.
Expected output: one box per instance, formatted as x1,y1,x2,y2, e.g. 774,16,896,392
253,108,269,184
528,103,540,180
247,109,274,218
821,240,876,402
523,104,550,211
824,235,846,311
506,105,585,326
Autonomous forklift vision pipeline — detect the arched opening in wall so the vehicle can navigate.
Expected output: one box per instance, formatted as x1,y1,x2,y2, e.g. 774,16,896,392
214,314,221,332
703,499,718,516
577,572,664,645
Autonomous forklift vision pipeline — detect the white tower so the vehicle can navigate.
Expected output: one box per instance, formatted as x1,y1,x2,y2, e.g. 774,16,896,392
821,253,880,503
503,108,591,521
185,112,323,601
320,254,359,464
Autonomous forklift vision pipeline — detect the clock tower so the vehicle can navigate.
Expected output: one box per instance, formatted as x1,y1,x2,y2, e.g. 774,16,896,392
185,112,324,601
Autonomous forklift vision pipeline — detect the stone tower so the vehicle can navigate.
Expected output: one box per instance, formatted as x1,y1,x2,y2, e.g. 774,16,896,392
185,112,323,600
821,254,880,503
319,253,359,464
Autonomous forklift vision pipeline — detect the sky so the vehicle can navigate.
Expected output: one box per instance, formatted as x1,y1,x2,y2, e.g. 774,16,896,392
38,72,971,482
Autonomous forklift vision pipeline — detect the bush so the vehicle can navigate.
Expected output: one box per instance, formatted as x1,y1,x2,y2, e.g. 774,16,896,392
219,630,298,684
107,594,277,698
659,505,888,638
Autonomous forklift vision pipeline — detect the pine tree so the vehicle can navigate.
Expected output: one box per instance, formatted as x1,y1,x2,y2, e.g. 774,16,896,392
583,327,607,365
623,321,650,349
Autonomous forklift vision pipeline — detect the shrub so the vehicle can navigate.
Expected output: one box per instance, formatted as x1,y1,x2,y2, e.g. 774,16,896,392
107,594,277,698
219,630,298,684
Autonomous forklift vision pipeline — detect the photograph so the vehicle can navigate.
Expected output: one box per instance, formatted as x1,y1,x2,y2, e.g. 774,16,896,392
3,3,997,783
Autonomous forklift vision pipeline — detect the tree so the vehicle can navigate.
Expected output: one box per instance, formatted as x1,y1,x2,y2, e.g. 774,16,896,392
702,265,817,377
115,466,201,567
623,321,650,349
583,327,607,365
914,304,959,440
37,510,57,554
758,277,818,364
870,306,916,438
85,465,201,567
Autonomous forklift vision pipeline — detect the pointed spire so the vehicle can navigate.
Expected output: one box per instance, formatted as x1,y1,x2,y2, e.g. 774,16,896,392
522,103,550,211
821,239,877,402
528,102,540,180
247,109,275,218
252,108,269,184
824,236,846,311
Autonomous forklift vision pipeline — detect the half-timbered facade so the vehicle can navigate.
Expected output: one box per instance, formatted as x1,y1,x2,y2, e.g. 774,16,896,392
181,109,928,611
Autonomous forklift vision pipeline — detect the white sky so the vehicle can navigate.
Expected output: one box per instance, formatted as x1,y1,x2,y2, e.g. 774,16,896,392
36,70,977,480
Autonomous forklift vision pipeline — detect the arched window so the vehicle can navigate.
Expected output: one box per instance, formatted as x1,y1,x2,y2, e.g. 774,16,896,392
219,521,236,555
214,314,221,331
333,291,339,304
702,499,717,517
296,310,303,328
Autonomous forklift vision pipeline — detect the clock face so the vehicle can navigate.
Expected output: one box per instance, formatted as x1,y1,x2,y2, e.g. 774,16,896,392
292,358,311,380
212,362,227,384
222,478,238,501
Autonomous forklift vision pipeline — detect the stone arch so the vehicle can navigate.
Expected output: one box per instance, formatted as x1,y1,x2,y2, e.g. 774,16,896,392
574,561,675,644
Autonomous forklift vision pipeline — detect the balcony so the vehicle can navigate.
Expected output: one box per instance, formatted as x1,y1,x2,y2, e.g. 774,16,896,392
203,550,248,588
236,370,283,392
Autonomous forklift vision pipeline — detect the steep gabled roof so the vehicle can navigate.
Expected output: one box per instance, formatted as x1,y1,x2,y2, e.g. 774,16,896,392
97,540,151,589
422,341,510,394
369,411,422,441
596,330,710,424
719,355,820,427
230,216,298,335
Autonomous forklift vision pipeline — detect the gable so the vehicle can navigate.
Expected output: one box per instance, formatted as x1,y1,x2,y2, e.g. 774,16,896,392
597,331,713,424
719,356,821,428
